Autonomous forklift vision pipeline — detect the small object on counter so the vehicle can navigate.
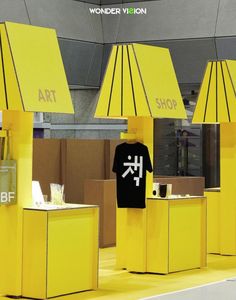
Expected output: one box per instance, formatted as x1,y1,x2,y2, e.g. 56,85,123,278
159,184,167,198
32,181,44,206
152,182,160,198
50,183,65,205
166,184,172,197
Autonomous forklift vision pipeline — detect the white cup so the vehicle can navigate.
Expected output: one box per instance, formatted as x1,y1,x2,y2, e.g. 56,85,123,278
152,183,160,198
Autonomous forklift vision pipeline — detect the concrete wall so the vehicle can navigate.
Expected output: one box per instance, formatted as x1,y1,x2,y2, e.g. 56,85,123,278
100,0,236,84
100,0,219,84
44,89,126,139
2,0,236,144
3,0,236,87
0,0,103,88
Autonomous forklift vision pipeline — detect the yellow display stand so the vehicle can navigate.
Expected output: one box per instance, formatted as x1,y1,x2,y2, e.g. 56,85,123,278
0,22,74,297
22,204,99,299
117,197,207,274
193,61,236,255
205,188,221,254
95,43,187,273
116,117,153,273
147,197,207,273
0,111,33,295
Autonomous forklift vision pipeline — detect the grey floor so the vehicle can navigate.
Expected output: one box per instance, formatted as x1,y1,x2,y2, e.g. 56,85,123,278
141,279,236,300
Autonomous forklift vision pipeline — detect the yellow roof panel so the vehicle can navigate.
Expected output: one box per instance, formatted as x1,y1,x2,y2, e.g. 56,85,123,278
5,22,74,113
0,26,6,110
0,24,23,111
95,43,186,119
133,43,186,119
192,60,236,123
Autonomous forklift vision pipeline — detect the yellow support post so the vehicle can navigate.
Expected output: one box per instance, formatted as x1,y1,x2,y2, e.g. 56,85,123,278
116,117,153,272
97,43,186,272
0,110,33,296
220,123,236,254
192,60,236,255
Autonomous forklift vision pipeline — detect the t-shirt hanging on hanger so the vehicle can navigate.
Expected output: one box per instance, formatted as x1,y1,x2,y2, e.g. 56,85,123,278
112,142,153,208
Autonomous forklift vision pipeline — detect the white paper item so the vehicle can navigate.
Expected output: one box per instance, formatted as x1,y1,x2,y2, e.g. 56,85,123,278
32,181,44,206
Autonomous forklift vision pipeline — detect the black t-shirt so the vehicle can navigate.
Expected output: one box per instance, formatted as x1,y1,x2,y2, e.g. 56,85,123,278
112,142,153,208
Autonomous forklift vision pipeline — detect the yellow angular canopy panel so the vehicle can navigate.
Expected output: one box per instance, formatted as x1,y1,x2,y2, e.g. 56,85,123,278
95,43,186,119
128,45,150,116
1,22,74,113
0,26,6,110
95,45,119,117
192,60,236,123
108,46,122,116
132,44,186,119
123,45,135,116
0,24,23,111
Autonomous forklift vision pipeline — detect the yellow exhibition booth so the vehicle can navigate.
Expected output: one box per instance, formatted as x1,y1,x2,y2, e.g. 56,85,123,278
193,60,236,256
95,44,207,274
0,22,98,299
1,21,236,300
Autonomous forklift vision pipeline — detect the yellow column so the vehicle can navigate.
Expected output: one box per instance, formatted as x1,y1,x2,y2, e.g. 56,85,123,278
0,110,33,296
127,117,153,196
220,123,236,254
116,117,153,272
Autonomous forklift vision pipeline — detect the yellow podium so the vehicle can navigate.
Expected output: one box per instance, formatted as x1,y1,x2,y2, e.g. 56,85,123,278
117,196,207,274
22,204,99,299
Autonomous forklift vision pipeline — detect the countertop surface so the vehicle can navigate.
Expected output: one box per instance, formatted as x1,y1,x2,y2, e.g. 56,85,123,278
204,187,220,192
24,203,98,211
148,195,206,200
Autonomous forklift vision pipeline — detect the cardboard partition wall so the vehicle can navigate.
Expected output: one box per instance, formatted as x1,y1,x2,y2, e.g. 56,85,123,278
64,140,105,203
33,139,120,203
33,139,62,198
154,176,205,196
104,139,123,179
33,139,105,203
84,179,116,248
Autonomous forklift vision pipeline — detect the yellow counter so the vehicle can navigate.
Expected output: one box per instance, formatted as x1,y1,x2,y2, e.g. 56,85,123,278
117,196,207,274
22,204,99,299
147,196,207,274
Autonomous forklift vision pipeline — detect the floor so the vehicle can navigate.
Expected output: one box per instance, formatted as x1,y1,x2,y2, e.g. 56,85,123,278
2,247,236,300
57,248,236,300
141,280,236,300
